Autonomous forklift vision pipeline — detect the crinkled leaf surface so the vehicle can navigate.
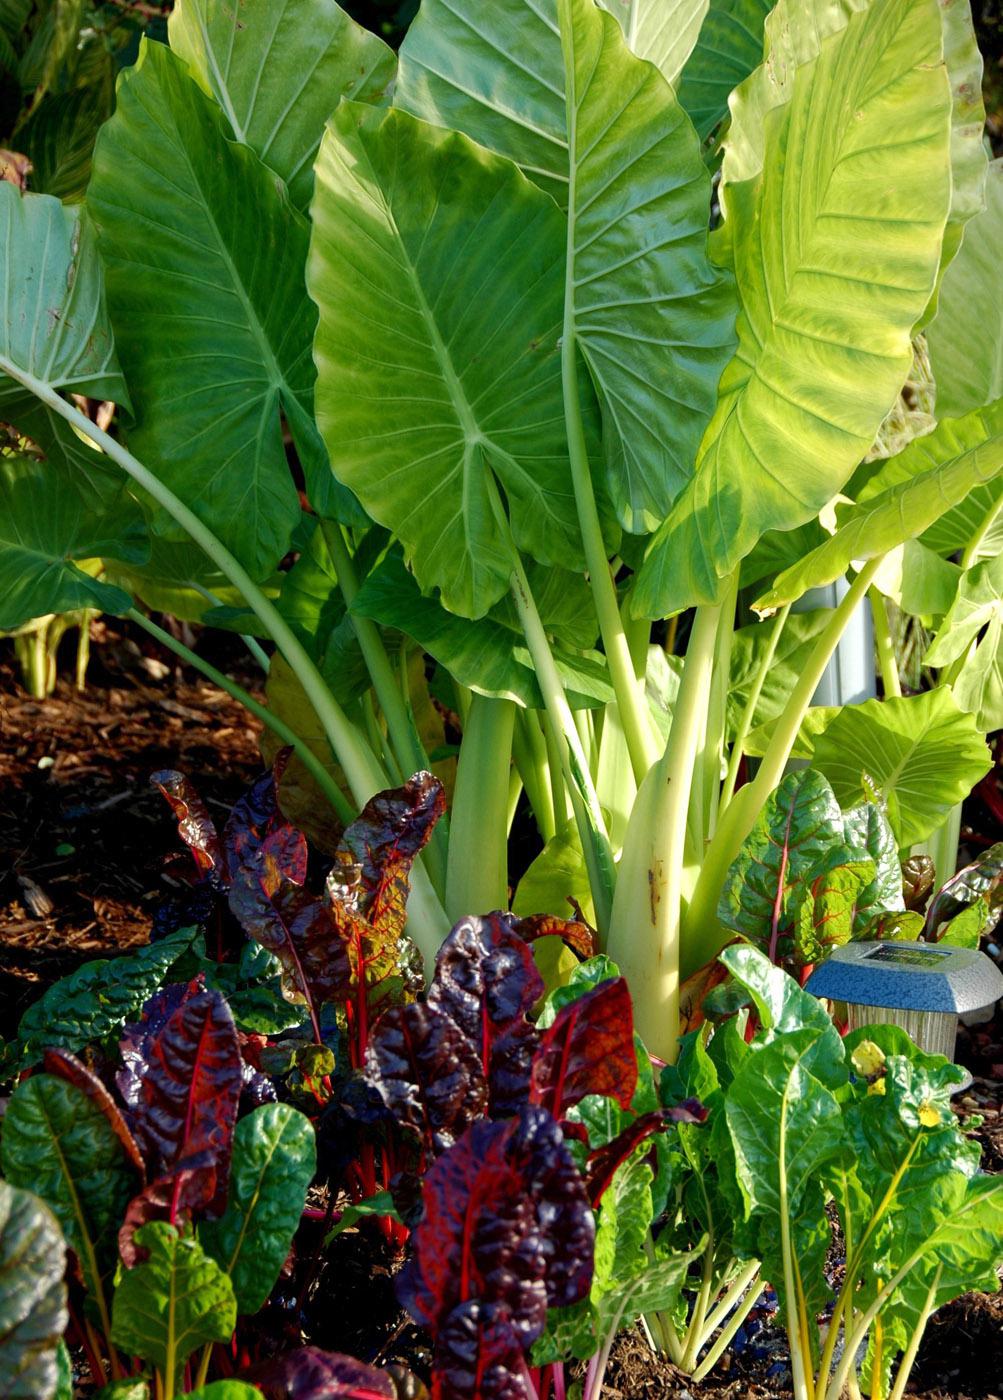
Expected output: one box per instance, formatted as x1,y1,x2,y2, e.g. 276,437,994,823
529,978,637,1118
248,1346,395,1399
309,101,592,618
200,1103,316,1315
925,841,1003,937
88,40,330,577
927,159,1003,418
42,1049,147,1180
810,691,991,847
756,398,1003,611
840,799,905,933
169,0,395,213
117,981,243,1212
1,1074,136,1302
110,1222,236,1375
152,769,224,882
633,0,954,615
676,0,772,143
363,1001,486,1155
17,926,194,1065
792,861,875,966
0,186,144,627
0,1181,67,1400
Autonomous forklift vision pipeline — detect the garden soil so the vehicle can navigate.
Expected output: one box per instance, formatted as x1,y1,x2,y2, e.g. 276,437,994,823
1,619,1000,1399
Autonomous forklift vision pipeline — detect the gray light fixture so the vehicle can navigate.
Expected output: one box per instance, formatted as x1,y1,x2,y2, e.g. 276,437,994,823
804,940,1003,1061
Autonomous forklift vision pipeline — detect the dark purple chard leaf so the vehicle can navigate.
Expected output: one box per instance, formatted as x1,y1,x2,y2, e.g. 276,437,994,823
42,1049,147,1180
434,1300,531,1400
529,978,637,1120
329,772,446,938
247,1345,395,1399
585,1104,708,1208
398,1107,593,1357
902,854,936,912
316,1074,398,1192
118,980,242,1215
151,770,223,882
229,833,354,1012
363,1002,486,1154
119,1154,217,1266
222,750,294,883
925,841,1003,937
428,915,542,1114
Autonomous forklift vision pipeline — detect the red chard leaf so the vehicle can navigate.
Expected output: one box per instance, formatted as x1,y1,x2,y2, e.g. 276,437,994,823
42,1048,147,1180
118,1153,216,1266
427,916,542,1114
398,1106,593,1359
508,913,596,960
151,769,223,882
223,750,293,883
585,1102,708,1207
329,772,445,939
247,1345,396,1399
117,979,242,1215
433,1300,532,1400
363,1002,487,1154
529,978,636,1120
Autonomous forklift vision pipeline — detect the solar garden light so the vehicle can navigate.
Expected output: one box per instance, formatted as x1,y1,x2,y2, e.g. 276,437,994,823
805,940,1003,1064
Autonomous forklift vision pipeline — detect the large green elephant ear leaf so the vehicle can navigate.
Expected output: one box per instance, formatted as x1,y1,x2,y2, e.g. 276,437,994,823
87,39,337,581
0,185,146,627
309,102,591,618
754,398,1003,611
0,1181,68,1400
675,0,772,145
596,0,709,85
168,0,395,214
928,160,1003,419
560,0,736,533
632,0,955,617
394,0,567,205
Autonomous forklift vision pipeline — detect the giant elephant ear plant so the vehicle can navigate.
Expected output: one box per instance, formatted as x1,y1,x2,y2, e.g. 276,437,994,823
0,0,1001,1054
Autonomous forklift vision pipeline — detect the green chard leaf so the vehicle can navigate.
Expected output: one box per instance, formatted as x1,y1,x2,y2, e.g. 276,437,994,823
88,39,337,580
1,1075,136,1306
200,1103,316,1315
633,0,955,616
0,1181,67,1400
16,926,195,1065
111,1223,236,1377
169,0,395,213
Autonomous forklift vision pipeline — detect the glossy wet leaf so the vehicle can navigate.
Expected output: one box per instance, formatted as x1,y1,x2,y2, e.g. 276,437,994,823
634,0,954,615
811,691,991,847
676,0,772,143
88,40,330,577
529,978,637,1118
200,1103,316,1315
1,1074,136,1302
151,770,223,882
792,862,875,966
841,798,906,933
117,981,243,1213
0,1182,67,1400
169,0,395,212
363,1001,486,1155
309,102,597,618
111,1222,236,1374
756,398,1003,611
925,842,1003,938
248,1346,395,1398
561,0,736,533
16,925,195,1066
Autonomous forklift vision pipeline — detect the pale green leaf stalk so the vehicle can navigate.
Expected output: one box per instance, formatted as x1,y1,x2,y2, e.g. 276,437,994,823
445,694,516,919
